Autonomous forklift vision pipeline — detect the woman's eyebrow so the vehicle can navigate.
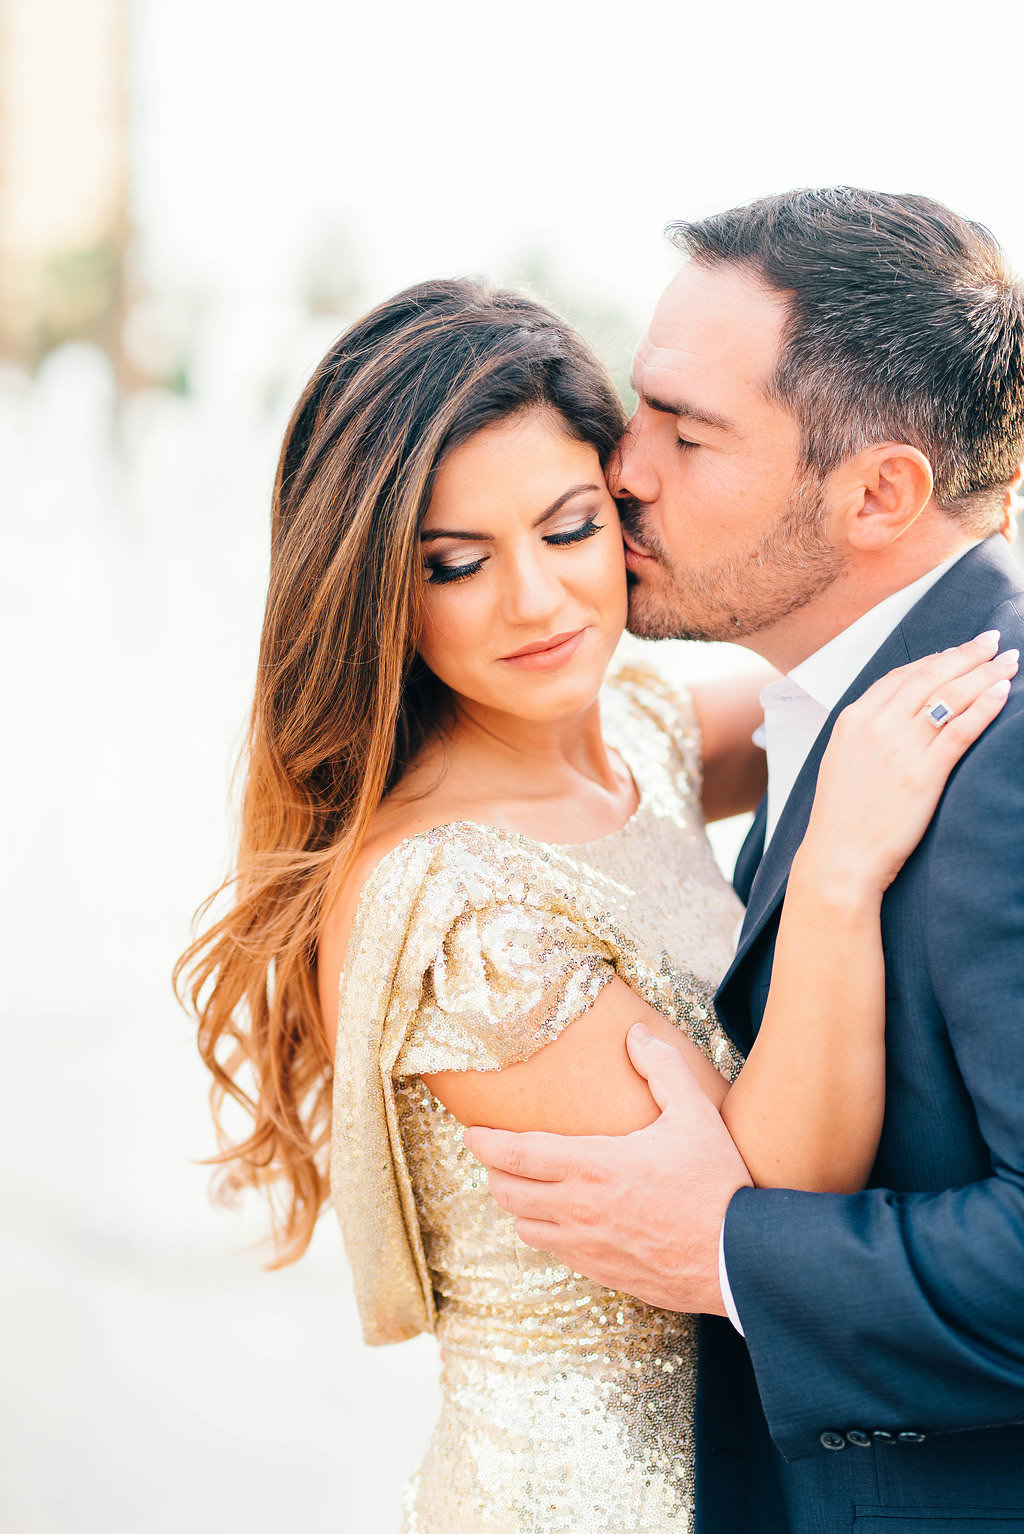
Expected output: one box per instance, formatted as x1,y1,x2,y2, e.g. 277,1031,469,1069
420,483,601,542
534,483,601,526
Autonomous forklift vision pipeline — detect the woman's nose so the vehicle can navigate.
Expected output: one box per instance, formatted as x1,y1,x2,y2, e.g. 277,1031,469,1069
502,549,565,626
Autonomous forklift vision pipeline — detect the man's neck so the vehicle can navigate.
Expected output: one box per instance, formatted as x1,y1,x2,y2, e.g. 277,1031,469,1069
750,529,983,672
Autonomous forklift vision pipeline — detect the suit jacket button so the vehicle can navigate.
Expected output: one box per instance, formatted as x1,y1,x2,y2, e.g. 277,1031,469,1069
820,1431,847,1451
846,1430,872,1447
898,1430,926,1443
871,1430,895,1444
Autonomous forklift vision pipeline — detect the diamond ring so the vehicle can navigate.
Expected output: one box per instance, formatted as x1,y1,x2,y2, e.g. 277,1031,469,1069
925,699,954,728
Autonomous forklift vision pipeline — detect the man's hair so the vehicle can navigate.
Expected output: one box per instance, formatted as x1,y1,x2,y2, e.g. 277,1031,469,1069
668,188,1024,532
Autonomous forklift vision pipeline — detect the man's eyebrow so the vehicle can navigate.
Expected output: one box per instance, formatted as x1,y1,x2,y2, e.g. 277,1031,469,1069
420,483,601,542
630,376,735,433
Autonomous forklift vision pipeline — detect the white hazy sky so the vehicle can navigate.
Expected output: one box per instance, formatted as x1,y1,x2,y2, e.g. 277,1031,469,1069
134,0,1024,329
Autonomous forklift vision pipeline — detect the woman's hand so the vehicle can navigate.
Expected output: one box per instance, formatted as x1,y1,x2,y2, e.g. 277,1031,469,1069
797,630,1018,905
721,630,1016,1196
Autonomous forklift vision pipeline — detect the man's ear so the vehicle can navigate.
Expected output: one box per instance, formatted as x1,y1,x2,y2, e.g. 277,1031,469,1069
1001,468,1022,545
832,444,934,551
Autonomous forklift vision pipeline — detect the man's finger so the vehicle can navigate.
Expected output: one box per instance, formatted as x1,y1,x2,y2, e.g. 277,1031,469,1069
512,1216,565,1253
514,1221,640,1295
464,1125,581,1180
487,1168,570,1219
626,1023,710,1117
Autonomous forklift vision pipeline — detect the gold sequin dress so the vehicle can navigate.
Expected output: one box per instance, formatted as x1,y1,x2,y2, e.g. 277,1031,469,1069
330,666,744,1533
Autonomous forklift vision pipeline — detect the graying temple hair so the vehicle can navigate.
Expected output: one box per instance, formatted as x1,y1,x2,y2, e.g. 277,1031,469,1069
669,187,1024,533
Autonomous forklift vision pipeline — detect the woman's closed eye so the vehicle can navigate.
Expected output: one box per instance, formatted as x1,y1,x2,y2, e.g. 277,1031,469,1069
544,515,604,547
425,555,485,585
424,517,604,585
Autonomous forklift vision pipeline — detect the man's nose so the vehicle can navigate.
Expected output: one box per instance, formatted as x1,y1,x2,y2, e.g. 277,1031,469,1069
609,416,659,505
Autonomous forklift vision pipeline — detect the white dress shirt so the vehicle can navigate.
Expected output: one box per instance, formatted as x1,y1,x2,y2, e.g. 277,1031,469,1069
719,544,979,1334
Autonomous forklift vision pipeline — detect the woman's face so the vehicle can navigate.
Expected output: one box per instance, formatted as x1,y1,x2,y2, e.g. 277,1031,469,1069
417,407,627,724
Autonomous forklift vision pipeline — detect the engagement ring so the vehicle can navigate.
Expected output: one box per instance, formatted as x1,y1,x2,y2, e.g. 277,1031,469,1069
925,699,954,728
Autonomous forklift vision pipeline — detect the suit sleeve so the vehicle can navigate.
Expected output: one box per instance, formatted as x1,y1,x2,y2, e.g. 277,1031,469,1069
722,700,1024,1461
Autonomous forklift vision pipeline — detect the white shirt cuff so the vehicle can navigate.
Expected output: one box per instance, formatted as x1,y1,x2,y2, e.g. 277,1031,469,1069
718,1220,745,1336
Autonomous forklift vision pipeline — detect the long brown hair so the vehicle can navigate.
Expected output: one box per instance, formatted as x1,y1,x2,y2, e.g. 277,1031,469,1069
174,278,627,1264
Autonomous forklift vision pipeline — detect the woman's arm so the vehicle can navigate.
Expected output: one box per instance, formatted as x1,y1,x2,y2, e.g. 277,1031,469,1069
432,637,1014,1195
688,667,774,821
720,633,1016,1190
424,975,724,1137
719,850,885,1191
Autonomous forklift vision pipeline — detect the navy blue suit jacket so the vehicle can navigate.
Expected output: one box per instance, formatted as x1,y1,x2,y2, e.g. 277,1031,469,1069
695,537,1024,1534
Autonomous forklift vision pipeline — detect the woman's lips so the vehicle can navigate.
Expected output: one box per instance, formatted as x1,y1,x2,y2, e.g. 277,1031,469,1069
500,629,587,670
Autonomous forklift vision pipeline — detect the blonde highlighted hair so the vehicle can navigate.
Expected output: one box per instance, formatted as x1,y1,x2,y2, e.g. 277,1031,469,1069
174,278,626,1264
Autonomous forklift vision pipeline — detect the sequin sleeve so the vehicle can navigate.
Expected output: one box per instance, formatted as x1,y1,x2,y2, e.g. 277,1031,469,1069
394,890,615,1077
329,824,616,1347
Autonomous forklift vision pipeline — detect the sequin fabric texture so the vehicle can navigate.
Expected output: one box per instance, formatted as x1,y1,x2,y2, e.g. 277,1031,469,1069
330,666,745,1533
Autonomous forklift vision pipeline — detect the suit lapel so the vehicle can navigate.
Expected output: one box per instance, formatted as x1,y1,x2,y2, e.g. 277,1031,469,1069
715,536,1024,1022
733,799,766,905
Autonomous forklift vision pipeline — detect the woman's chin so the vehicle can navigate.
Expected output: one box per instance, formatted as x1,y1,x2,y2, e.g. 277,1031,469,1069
495,660,615,723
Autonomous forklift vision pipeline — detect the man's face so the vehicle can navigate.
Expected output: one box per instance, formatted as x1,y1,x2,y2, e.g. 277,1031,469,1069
611,260,845,642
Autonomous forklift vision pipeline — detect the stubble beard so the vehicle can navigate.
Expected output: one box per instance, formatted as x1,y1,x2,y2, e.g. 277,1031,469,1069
624,476,845,643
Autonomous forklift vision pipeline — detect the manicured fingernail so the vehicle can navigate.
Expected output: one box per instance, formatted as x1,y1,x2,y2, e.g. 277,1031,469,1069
998,648,1020,666
987,678,1012,699
629,1021,652,1043
975,629,1001,647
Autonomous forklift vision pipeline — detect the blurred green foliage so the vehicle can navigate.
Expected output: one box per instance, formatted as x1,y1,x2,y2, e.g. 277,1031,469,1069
33,234,125,365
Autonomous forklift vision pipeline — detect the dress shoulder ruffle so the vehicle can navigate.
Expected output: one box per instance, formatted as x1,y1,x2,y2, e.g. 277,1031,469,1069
329,821,618,1345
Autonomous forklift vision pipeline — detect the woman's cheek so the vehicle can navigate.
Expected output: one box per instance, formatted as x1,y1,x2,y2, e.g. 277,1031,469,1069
417,598,454,678
584,536,628,610
419,590,490,687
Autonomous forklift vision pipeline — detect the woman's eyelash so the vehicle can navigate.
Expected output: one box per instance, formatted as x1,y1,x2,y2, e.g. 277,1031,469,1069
425,558,484,585
544,517,603,547
676,436,699,451
424,518,603,584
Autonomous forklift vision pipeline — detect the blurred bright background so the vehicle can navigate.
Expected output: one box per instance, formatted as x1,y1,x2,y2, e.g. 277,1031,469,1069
3,0,1023,1529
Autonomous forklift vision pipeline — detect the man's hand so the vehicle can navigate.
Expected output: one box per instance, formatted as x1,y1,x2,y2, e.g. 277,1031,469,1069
464,1023,752,1313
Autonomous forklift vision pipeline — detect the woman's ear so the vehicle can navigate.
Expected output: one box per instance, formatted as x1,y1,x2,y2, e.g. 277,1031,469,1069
832,443,934,552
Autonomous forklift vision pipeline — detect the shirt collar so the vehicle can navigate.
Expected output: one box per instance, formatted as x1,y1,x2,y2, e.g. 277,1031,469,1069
788,544,981,714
